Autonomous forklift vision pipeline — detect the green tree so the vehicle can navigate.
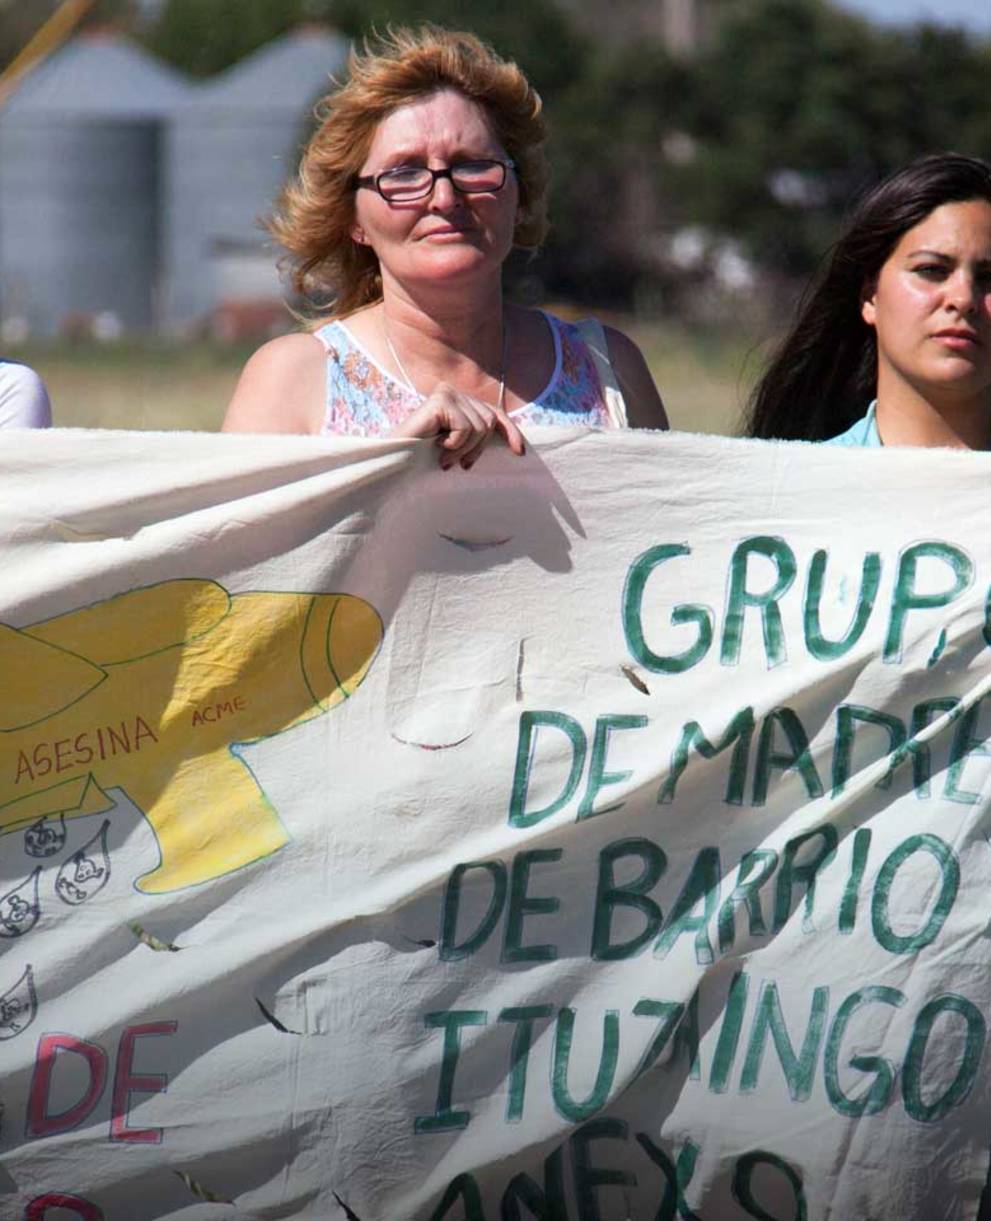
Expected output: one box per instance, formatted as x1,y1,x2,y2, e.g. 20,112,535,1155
146,0,307,76
676,0,991,278
541,41,693,303
329,0,587,100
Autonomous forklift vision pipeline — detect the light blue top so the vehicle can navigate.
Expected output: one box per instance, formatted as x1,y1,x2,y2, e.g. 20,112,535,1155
313,312,614,437
825,401,880,447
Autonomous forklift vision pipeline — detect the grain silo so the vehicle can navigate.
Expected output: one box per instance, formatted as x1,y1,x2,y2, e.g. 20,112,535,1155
0,30,189,337
164,25,349,336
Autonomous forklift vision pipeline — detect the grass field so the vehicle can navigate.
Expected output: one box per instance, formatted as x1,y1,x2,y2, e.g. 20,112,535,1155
28,339,252,432
20,317,763,436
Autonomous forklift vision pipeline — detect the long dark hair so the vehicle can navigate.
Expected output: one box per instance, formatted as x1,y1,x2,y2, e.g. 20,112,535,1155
745,153,991,441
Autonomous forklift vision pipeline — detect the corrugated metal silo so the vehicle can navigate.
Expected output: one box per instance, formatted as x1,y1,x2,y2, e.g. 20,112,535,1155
0,31,189,337
164,25,349,334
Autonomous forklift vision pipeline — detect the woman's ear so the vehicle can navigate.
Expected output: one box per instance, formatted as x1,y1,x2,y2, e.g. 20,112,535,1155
351,225,367,245
860,278,878,327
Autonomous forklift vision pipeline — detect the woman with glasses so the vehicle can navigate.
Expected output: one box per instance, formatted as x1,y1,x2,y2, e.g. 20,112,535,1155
223,26,667,463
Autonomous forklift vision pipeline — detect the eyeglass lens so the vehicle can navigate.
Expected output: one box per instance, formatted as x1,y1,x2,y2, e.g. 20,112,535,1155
378,161,507,200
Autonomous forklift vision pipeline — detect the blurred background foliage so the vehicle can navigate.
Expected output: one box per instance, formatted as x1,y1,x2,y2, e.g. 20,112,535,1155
6,0,991,317
136,0,991,319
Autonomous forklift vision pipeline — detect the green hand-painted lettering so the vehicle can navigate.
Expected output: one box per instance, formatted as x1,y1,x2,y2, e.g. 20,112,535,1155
753,708,823,807
633,998,686,1079
838,828,871,935
578,714,649,821
501,1145,567,1220
709,971,750,1094
945,695,991,805
591,838,666,961
623,544,713,674
571,1118,635,1221
503,849,562,963
499,1005,554,1124
415,1010,488,1133
721,536,797,668
660,707,754,806
884,542,973,662
804,549,881,661
654,847,720,965
718,850,778,952
551,1009,620,1124
509,711,586,829
732,1151,807,1221
440,861,507,961
741,981,828,1102
773,826,837,934
832,704,906,797
636,1133,701,1221
823,986,905,1117
902,994,986,1123
871,834,959,954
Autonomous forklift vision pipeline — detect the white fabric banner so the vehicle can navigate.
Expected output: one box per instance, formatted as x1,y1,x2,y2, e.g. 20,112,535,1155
2,428,991,1221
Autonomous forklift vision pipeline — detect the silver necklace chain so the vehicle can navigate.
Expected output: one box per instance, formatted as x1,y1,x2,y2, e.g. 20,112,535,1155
382,312,508,413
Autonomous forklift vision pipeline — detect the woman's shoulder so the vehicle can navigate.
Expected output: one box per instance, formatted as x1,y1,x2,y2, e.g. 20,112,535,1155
538,313,667,431
222,332,326,434
506,308,603,424
248,331,328,367
0,359,44,387
599,324,667,430
0,360,52,428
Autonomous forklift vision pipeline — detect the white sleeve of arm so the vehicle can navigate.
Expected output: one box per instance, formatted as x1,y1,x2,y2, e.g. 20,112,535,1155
0,363,53,428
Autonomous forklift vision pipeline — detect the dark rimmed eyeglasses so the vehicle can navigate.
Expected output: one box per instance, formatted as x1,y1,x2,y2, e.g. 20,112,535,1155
354,159,516,202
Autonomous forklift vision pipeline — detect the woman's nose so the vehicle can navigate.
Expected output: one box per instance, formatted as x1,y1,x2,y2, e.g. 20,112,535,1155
947,270,981,314
427,175,459,210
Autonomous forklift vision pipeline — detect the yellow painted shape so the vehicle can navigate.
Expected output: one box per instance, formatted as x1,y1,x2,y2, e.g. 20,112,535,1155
0,623,106,731
25,579,231,666
300,591,383,710
1,581,383,892
134,751,292,895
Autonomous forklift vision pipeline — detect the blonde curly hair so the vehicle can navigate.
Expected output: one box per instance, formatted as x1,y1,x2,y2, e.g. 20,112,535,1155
270,25,549,319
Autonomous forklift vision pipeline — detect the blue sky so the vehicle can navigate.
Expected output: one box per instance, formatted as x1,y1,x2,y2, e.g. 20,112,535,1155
837,0,991,34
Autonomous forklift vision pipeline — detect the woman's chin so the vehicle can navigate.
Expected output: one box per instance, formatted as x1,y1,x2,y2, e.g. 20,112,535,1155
928,363,991,393
403,250,498,286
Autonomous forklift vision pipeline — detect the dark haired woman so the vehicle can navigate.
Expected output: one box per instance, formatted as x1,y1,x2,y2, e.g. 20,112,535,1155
746,153,991,448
